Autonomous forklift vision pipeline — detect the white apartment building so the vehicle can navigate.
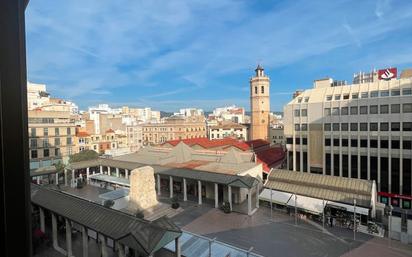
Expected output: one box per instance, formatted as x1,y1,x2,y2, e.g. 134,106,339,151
174,108,204,117
284,69,412,209
212,105,245,123
126,125,143,151
27,82,50,110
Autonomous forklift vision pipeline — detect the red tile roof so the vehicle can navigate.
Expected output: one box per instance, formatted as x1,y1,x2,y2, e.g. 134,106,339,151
245,139,270,149
76,131,90,137
255,147,285,173
105,128,115,133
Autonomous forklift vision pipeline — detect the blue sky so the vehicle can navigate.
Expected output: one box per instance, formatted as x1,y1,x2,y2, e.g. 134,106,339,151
26,0,412,112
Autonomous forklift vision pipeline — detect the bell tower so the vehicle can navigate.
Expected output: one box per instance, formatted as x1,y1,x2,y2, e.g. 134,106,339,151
250,64,270,140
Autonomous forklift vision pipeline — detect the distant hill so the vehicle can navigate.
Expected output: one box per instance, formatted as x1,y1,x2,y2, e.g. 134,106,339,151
160,111,174,118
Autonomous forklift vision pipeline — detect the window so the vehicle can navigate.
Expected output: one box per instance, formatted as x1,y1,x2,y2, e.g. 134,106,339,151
286,137,293,144
403,103,412,113
295,124,300,131
31,150,37,159
304,97,309,102
403,122,412,131
370,91,378,97
351,139,358,147
370,140,378,148
391,89,401,96
380,90,389,97
381,140,389,148
370,123,378,131
361,92,368,98
31,128,36,137
360,123,368,131
301,109,307,116
343,94,349,100
302,138,307,145
360,106,368,114
294,109,300,116
55,148,60,156
55,138,60,146
43,128,48,136
403,88,412,95
55,127,59,136
335,95,341,100
341,107,348,115
342,139,348,147
324,108,331,116
301,124,308,131
332,107,340,116
404,141,412,150
392,140,400,149
391,122,401,131
391,104,401,113
350,123,358,131
324,123,331,131
341,123,348,131
43,149,49,157
67,127,71,135
350,106,358,115
43,139,49,147
333,138,339,146
295,138,300,144
332,123,339,131
255,86,257,94
30,139,37,148
380,105,389,114
67,137,72,145
370,105,378,114
352,93,359,99
381,122,389,131
325,138,331,146
261,86,264,94
326,95,332,101
297,97,302,103
360,139,368,147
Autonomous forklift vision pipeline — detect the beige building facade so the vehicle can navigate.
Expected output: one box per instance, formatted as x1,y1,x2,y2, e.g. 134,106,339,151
28,110,76,170
250,65,270,141
142,115,206,145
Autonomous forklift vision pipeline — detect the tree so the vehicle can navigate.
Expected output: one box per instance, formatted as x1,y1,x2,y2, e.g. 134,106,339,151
69,150,99,163
53,161,65,173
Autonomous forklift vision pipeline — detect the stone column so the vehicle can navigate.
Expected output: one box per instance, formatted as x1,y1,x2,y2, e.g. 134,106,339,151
107,166,111,176
116,167,119,177
183,178,187,201
37,176,40,184
175,237,181,257
228,186,232,211
82,226,88,257
39,207,45,233
247,189,252,215
198,180,202,205
157,174,161,196
86,167,90,182
169,176,174,198
116,242,125,257
99,234,109,257
56,173,59,185
100,165,103,174
72,169,75,187
125,169,129,179
65,219,73,257
64,169,68,186
214,183,218,208
51,213,58,250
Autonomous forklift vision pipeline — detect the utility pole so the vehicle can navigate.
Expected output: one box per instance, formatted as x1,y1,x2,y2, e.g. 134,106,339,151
295,192,297,226
322,199,325,233
353,199,356,241
270,188,273,220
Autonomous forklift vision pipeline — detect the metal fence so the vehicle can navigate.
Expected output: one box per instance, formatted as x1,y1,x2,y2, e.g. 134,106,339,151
164,230,264,257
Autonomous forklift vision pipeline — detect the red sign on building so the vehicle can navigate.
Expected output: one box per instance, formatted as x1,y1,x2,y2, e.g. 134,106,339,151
378,68,397,80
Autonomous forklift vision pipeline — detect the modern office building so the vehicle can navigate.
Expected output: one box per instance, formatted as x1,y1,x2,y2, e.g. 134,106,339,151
284,68,412,209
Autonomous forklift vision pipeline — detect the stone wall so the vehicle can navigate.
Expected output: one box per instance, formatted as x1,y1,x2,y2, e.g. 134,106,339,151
129,166,158,210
